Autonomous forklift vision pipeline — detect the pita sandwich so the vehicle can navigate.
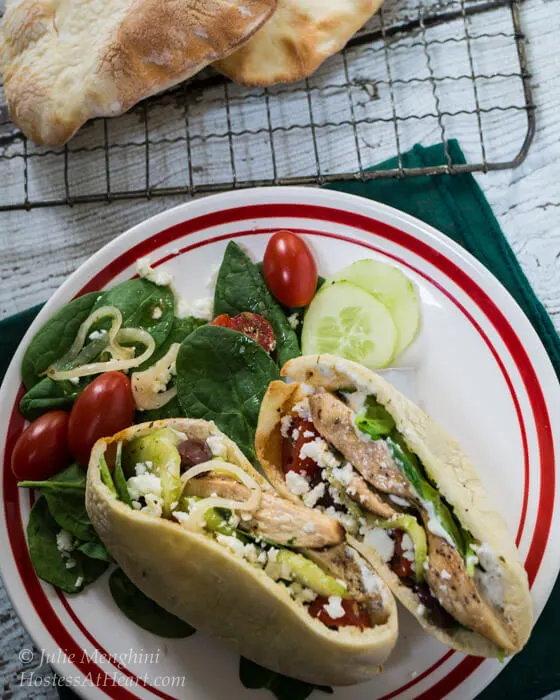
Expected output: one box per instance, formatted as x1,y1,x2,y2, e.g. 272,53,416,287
215,0,385,85
86,417,398,685
0,0,276,145
255,354,533,658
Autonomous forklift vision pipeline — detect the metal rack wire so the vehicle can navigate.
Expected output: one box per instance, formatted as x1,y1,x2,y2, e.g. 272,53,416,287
0,0,534,211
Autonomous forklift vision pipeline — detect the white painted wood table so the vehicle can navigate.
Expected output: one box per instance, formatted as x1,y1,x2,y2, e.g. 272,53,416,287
0,0,558,696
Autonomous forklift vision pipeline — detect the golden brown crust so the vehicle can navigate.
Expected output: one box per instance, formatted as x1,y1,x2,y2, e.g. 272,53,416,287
86,418,398,685
256,356,533,656
214,0,385,86
0,0,276,145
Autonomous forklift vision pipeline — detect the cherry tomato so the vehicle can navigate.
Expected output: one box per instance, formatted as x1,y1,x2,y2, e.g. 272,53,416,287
389,529,415,580
281,416,321,482
309,597,372,629
11,411,71,481
68,372,135,466
212,312,276,353
263,231,318,308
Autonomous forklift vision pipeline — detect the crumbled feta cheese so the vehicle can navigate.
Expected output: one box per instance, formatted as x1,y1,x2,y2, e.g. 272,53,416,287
65,558,77,569
363,528,395,563
88,329,107,341
127,473,162,501
303,483,325,508
136,257,173,286
299,438,340,470
349,548,380,595
286,471,310,496
324,506,358,533
151,306,163,320
323,596,345,620
288,582,317,604
216,534,246,558
75,576,84,588
206,435,227,459
287,313,300,330
68,377,80,386
291,428,300,441
293,398,312,421
56,529,75,553
401,533,415,562
331,462,354,488
417,604,426,616
135,463,147,476
440,569,451,581
303,430,315,438
280,415,293,438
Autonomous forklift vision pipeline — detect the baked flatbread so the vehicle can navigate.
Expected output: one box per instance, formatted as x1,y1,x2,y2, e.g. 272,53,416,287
0,0,276,145
86,418,398,685
214,0,384,85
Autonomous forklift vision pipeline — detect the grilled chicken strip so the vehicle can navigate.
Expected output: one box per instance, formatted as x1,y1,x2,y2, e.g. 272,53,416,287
345,472,400,519
308,392,414,499
303,544,388,625
185,474,344,549
424,532,516,650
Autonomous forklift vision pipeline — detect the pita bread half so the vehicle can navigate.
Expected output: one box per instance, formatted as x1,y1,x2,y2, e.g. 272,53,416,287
214,0,384,86
0,0,276,146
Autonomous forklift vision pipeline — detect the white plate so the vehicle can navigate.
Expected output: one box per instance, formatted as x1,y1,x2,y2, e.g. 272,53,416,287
1,187,558,700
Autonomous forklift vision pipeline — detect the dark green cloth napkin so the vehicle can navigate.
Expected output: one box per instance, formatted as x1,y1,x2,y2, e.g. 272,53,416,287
1,141,557,700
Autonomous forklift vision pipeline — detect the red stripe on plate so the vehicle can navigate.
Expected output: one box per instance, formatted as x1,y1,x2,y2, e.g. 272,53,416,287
4,202,554,700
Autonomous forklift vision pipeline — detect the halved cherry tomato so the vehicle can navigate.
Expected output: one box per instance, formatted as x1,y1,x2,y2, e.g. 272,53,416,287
389,529,414,580
212,312,276,353
11,411,71,481
309,597,372,629
68,372,135,466
281,416,322,484
263,231,318,308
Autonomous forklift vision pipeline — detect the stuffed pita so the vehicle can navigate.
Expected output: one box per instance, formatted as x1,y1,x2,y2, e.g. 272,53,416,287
86,417,398,685
255,354,533,658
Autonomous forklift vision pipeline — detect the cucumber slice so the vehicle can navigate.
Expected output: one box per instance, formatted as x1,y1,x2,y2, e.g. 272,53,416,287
301,281,397,369
326,259,420,357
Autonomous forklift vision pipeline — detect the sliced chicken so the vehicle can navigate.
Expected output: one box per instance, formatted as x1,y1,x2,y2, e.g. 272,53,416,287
303,543,388,625
308,392,414,499
424,532,516,650
345,471,399,519
185,474,344,549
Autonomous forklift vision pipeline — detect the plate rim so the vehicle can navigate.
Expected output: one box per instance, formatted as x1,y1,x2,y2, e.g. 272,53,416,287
0,186,558,700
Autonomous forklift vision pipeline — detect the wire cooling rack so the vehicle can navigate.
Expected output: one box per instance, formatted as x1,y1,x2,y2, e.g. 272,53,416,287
0,0,534,211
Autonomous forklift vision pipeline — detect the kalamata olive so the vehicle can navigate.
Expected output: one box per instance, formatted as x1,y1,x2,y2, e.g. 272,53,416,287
178,439,212,470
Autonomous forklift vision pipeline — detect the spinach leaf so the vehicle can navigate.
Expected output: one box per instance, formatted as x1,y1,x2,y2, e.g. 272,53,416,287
27,498,108,594
214,242,300,366
113,443,132,507
355,397,395,440
19,463,86,493
239,657,332,700
136,316,206,373
133,316,206,424
94,279,175,348
21,293,100,390
100,455,118,496
136,396,183,424
388,434,466,556
109,568,195,638
20,464,97,541
77,538,112,562
19,377,81,420
175,325,279,461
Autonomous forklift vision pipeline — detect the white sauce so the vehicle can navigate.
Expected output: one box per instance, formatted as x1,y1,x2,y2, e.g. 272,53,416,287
473,542,504,607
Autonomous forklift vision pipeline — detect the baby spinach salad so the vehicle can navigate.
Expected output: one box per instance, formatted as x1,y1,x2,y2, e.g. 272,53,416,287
11,232,420,700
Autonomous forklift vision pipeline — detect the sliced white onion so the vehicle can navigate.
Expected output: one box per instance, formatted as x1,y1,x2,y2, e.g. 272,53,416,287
132,343,180,411
178,459,262,531
52,306,122,370
48,328,156,380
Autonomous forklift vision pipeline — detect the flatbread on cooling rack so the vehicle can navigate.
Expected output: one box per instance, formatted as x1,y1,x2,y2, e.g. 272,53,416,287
0,0,276,145
215,0,384,85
